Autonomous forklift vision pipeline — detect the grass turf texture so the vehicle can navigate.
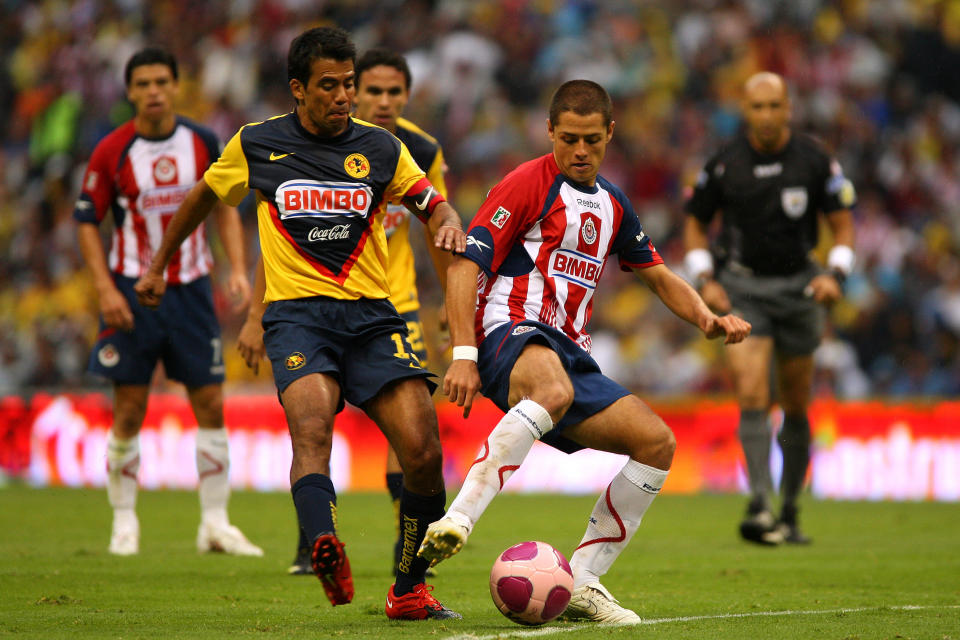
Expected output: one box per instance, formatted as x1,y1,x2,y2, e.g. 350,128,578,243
1,486,957,639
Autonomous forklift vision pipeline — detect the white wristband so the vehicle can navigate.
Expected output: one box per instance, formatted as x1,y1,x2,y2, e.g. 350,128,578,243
827,244,855,276
684,248,714,283
452,346,479,362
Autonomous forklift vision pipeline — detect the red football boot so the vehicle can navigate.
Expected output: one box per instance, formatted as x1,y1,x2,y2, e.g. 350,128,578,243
385,583,462,620
311,533,354,605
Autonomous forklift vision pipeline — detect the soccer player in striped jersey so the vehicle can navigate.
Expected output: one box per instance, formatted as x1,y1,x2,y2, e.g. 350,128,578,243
418,80,751,624
74,48,261,557
136,27,463,620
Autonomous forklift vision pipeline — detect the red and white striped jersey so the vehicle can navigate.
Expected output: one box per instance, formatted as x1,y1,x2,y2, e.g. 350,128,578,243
73,117,221,284
463,153,663,352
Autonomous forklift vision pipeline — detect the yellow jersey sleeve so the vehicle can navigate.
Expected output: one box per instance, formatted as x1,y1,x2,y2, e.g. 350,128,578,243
385,141,426,203
203,129,250,206
426,146,448,200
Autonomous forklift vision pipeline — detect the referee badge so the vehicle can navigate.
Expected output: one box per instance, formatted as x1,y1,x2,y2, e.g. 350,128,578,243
781,187,808,219
285,352,306,370
343,153,370,178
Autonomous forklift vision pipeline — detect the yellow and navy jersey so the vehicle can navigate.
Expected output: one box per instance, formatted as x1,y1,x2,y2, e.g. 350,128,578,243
381,117,448,314
204,113,426,303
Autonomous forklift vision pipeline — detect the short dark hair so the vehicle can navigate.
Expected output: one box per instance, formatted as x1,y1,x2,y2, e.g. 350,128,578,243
355,48,411,90
124,48,178,86
287,26,356,86
548,80,613,128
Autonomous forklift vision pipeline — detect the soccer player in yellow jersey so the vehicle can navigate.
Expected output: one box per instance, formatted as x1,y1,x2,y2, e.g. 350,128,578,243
136,27,464,620
266,47,454,577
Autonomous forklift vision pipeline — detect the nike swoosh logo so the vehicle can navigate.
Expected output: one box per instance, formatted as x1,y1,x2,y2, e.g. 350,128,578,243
415,186,435,210
269,152,294,161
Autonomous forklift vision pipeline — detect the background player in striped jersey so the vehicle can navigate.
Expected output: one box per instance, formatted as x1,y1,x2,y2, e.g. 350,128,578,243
683,72,856,545
418,80,751,624
272,47,453,576
136,27,463,620
74,48,262,557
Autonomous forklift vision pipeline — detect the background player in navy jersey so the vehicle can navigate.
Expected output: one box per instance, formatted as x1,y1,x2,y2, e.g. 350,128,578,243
136,27,464,620
683,72,856,545
417,80,751,624
74,48,262,557
260,47,453,576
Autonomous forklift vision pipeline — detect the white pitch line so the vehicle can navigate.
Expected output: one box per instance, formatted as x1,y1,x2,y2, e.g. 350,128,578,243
444,604,960,640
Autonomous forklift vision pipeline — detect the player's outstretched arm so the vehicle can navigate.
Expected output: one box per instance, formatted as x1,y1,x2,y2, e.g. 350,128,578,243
400,181,466,254
444,256,482,417
134,180,220,308
212,202,250,312
237,256,267,375
683,215,731,313
635,263,751,344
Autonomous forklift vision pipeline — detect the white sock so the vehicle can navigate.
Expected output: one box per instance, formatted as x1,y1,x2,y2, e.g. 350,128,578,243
570,459,668,590
106,431,139,517
446,399,553,532
196,427,230,527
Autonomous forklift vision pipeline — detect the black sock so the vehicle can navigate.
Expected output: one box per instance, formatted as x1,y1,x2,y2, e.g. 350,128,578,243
291,473,338,543
778,413,811,509
387,472,404,564
296,525,309,554
386,472,404,501
738,409,773,508
393,488,445,595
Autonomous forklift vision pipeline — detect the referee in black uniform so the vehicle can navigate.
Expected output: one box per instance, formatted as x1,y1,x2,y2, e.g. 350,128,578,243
683,72,856,545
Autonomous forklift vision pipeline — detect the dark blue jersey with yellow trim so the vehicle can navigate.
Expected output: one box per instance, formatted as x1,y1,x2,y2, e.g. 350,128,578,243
204,113,426,302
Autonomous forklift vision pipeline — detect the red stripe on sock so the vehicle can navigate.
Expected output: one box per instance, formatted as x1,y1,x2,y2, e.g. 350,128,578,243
574,484,626,550
497,465,520,489
197,451,225,480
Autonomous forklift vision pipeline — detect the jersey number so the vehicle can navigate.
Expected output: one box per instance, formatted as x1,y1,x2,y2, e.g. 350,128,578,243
391,333,422,368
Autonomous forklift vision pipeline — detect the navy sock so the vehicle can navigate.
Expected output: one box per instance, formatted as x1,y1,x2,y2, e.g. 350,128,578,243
393,488,445,595
291,473,337,543
386,472,404,501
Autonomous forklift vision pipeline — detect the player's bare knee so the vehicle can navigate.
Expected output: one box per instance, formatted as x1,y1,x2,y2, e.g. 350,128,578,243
399,442,443,489
634,420,676,469
511,380,573,423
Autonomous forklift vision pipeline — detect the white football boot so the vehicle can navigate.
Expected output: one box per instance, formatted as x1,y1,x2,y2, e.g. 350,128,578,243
564,582,642,625
417,514,470,567
108,511,140,556
197,521,264,556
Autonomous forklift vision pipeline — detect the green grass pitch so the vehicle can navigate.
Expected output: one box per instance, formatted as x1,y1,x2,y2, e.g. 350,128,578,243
1,486,958,639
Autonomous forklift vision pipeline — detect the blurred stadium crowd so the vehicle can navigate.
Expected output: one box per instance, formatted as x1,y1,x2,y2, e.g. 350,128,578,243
2,0,960,399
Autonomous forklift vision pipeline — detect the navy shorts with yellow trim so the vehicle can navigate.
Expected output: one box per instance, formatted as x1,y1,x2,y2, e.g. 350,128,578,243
262,296,436,411
478,321,631,454
399,310,429,368
87,274,224,387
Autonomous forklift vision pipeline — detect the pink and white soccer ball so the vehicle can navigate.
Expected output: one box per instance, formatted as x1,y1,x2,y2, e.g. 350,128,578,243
489,540,574,626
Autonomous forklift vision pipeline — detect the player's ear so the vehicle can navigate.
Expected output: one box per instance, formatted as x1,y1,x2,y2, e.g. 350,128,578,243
547,118,555,142
289,78,305,105
607,120,615,142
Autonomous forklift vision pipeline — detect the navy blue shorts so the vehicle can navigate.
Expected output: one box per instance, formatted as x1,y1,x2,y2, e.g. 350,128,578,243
399,310,429,368
87,274,224,387
262,296,436,411
478,321,631,453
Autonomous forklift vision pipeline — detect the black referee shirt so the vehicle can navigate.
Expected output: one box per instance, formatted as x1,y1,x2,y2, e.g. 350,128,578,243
684,133,856,276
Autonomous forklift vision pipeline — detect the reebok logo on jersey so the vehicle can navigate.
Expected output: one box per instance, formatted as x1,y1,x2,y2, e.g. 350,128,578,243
491,206,511,228
466,236,491,253
549,249,603,290
269,151,294,161
276,180,374,220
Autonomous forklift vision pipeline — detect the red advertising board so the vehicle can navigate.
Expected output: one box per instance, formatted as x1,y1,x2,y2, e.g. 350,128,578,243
2,394,959,500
